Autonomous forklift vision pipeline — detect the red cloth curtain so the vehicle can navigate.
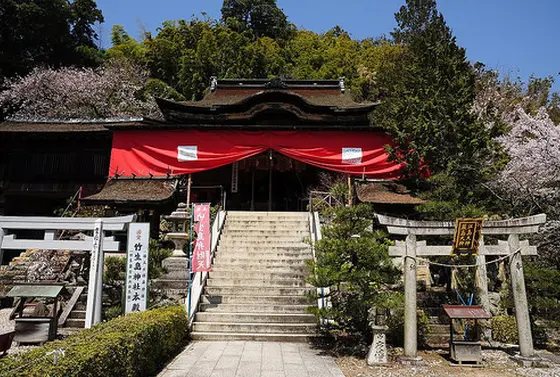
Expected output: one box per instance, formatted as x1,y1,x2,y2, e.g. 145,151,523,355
109,130,404,179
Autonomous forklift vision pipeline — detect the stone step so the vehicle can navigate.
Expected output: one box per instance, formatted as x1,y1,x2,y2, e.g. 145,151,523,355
224,223,309,229
153,279,189,290
202,295,311,305
214,252,313,264
207,278,311,288
209,271,308,280
190,332,315,342
426,334,450,346
213,258,308,266
215,251,312,259
199,303,311,313
225,221,310,228
65,318,85,328
226,217,308,223
429,315,450,325
219,238,308,244
205,286,312,296
227,211,308,218
195,312,316,324
222,229,309,236
217,245,311,252
429,324,450,335
218,243,309,249
211,265,309,273
68,310,86,319
192,321,317,334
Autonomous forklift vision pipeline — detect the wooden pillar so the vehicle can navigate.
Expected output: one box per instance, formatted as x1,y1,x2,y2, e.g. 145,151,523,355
403,233,419,360
268,151,273,212
0,228,4,266
508,234,534,357
251,169,255,211
347,175,352,206
186,174,192,207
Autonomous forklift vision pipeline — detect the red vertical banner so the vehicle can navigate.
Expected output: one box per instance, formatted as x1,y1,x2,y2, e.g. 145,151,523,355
192,204,211,272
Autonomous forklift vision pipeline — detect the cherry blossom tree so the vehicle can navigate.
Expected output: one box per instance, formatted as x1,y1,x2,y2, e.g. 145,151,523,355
0,59,168,120
494,106,560,216
494,106,560,267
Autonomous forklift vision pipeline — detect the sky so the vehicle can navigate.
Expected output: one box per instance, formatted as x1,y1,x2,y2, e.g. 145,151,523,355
94,0,560,92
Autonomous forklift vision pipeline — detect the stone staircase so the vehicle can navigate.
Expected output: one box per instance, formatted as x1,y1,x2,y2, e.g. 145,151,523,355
191,211,318,342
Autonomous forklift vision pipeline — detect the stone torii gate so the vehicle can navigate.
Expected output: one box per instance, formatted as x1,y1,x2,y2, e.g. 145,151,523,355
376,213,546,363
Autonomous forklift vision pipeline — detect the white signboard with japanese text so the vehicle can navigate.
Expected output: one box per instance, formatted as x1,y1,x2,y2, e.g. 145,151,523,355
177,146,198,161
342,147,363,165
125,223,150,314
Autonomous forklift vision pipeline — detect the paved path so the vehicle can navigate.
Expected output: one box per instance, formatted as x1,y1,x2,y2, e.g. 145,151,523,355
158,341,345,377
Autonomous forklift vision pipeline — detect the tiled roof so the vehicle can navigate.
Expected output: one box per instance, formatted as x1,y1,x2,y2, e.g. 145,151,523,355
356,182,425,205
189,88,376,110
0,118,162,133
83,179,177,203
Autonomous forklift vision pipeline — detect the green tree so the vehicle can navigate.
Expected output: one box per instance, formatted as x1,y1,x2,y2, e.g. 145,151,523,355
307,205,400,338
372,0,499,216
221,0,292,40
0,0,104,78
106,24,147,62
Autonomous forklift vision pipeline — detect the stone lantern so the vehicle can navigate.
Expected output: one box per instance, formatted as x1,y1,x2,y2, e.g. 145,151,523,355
164,203,190,257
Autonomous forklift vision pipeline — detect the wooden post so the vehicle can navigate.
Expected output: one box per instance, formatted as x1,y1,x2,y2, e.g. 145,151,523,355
347,175,352,206
251,169,255,211
403,233,419,360
268,151,273,211
186,174,192,207
0,227,4,266
85,219,104,328
508,234,534,357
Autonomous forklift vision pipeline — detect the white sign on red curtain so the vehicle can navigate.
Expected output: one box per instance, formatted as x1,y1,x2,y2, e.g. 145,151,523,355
192,204,211,272
125,223,150,314
342,147,363,164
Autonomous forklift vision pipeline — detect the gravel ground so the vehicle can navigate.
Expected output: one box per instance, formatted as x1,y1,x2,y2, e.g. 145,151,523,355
0,308,38,357
334,347,560,377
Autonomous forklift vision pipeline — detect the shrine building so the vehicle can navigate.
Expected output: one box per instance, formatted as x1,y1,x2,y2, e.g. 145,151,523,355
0,78,422,221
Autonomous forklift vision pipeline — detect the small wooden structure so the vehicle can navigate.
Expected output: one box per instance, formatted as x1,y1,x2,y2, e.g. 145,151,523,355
7,285,64,344
0,331,15,357
443,305,491,365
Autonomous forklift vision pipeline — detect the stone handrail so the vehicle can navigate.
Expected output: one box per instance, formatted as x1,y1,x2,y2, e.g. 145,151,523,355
309,211,329,326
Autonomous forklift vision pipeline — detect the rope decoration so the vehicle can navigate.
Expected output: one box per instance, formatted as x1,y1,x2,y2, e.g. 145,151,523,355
404,248,521,269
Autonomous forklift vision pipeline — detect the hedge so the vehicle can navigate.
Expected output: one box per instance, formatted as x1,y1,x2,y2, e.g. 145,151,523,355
0,305,189,377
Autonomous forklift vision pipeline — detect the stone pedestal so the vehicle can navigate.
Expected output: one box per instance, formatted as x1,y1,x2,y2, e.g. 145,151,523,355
367,325,389,365
154,257,189,301
510,354,545,367
161,257,189,280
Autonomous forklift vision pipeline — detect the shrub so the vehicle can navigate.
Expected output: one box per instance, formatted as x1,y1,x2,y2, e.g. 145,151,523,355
104,256,126,283
387,308,431,347
0,305,188,377
491,315,518,344
104,305,123,321
306,204,401,339
148,239,173,280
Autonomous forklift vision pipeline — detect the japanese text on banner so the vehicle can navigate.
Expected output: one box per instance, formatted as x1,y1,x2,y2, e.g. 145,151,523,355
192,204,211,272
